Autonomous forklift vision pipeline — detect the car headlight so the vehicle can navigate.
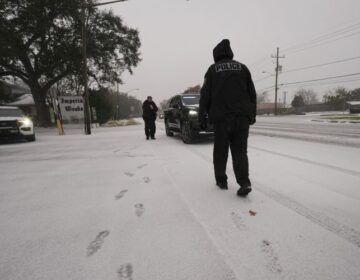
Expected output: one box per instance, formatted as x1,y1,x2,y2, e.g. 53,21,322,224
18,117,32,127
189,110,198,116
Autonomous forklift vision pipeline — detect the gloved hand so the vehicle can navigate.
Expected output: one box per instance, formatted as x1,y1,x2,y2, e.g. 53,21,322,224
249,116,256,125
199,115,207,130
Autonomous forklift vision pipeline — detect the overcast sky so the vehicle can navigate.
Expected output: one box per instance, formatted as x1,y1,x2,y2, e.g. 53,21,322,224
101,0,360,104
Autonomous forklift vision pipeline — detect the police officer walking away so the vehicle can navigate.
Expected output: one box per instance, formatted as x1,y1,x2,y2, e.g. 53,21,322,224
199,39,257,196
142,96,158,140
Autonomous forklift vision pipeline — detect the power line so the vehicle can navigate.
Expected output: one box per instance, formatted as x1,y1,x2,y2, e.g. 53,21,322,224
281,72,360,86
250,58,273,72
283,21,360,53
254,74,273,83
281,78,360,88
282,56,360,74
249,56,269,67
257,85,275,92
258,73,360,92
252,18,360,78
285,30,360,55
283,79,360,88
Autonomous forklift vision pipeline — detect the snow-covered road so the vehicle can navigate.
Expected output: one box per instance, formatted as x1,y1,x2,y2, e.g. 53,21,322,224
1,119,359,280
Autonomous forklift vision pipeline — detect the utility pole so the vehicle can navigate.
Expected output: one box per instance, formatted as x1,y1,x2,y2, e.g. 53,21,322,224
271,47,285,115
82,0,91,135
117,83,120,120
81,0,127,135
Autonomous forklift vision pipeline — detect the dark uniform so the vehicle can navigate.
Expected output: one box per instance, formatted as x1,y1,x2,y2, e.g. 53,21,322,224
199,39,256,196
142,96,158,139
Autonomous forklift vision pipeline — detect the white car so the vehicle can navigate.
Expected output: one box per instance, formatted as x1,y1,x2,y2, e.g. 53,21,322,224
0,106,35,142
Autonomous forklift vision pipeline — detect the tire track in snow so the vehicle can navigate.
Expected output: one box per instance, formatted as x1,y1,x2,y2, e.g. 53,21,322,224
184,145,360,248
250,129,360,148
257,185,360,248
252,124,360,138
249,145,360,177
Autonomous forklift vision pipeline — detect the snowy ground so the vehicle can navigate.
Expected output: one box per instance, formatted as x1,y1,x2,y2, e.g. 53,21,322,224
0,116,360,280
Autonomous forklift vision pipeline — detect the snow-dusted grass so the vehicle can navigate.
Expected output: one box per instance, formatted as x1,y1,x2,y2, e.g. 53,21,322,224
320,115,360,122
102,118,141,127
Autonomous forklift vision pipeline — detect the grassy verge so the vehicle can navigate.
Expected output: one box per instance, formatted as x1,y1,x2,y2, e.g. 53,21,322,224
320,115,360,122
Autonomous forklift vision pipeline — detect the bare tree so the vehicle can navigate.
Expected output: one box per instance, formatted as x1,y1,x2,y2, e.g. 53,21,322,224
257,91,269,104
294,88,318,104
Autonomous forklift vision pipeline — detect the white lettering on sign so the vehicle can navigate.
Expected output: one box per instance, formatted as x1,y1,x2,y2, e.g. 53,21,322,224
215,62,242,73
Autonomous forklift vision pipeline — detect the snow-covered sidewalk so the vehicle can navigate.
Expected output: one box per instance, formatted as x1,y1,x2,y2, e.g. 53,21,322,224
0,123,359,280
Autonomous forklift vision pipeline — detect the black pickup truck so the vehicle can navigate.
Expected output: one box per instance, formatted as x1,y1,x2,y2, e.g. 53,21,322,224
163,93,213,143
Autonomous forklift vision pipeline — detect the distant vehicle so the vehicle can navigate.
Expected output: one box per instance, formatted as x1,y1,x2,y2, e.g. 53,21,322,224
163,93,213,144
0,106,35,142
159,113,164,119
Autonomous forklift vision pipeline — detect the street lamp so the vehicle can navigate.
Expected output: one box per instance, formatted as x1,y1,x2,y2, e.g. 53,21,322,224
81,0,128,135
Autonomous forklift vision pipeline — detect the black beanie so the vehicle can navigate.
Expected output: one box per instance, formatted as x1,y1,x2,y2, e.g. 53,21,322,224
213,39,234,63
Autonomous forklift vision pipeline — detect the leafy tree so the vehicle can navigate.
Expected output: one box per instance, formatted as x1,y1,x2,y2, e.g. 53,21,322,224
291,94,305,108
349,88,360,101
89,88,114,124
89,88,142,123
323,87,349,105
115,92,142,119
0,0,141,126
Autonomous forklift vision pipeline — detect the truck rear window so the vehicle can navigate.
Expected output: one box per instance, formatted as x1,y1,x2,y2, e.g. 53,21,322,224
182,95,200,106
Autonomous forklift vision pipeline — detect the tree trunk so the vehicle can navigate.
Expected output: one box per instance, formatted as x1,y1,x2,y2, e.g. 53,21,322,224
31,85,52,127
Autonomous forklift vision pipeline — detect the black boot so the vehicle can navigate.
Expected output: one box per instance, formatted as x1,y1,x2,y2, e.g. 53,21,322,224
237,186,252,197
216,181,228,190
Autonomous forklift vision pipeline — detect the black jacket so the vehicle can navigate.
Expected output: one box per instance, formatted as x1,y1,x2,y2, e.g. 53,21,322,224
142,100,158,120
199,39,257,123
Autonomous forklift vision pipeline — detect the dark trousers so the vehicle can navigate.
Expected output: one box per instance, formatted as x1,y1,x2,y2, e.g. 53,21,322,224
144,119,156,138
213,116,251,187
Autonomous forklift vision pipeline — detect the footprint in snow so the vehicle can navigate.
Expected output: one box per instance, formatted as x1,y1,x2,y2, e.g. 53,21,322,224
261,240,283,274
137,163,148,169
86,230,110,256
115,190,128,200
124,172,134,177
231,212,247,231
135,203,145,217
143,177,150,183
117,263,133,280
